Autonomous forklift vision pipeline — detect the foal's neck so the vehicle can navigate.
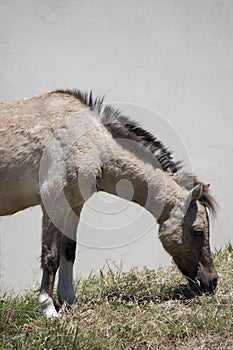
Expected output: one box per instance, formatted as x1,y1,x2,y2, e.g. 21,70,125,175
96,154,179,221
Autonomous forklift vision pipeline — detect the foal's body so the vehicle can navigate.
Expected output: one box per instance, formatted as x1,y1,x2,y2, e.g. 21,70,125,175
0,91,218,317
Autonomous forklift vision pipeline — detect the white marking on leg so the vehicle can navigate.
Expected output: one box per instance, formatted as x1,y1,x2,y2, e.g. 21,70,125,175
38,292,59,318
57,255,77,305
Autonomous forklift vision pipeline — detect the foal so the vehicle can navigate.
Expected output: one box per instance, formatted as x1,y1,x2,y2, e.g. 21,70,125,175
0,90,218,317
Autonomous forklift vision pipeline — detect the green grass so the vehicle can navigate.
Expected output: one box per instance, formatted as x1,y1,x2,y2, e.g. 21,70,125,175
1,244,233,349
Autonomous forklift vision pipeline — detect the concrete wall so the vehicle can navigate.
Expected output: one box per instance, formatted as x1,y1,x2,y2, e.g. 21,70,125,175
0,0,233,292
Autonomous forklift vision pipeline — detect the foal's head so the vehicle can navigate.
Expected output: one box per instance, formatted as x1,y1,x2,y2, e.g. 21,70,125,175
159,180,218,293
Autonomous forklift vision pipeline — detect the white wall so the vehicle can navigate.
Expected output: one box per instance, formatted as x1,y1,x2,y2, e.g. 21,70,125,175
0,0,233,292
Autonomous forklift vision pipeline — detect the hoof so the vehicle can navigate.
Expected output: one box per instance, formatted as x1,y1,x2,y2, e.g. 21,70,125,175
38,292,59,318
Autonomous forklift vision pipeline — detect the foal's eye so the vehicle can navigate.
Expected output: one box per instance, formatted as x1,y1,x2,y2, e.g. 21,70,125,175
194,230,204,237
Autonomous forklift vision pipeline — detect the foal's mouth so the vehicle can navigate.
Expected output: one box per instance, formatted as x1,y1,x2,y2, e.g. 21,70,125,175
185,276,203,294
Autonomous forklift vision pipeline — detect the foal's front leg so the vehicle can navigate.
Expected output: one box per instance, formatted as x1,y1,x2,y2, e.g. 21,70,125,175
57,235,77,306
57,206,82,306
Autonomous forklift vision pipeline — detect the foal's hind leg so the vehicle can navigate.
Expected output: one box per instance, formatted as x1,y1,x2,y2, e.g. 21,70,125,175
38,206,61,317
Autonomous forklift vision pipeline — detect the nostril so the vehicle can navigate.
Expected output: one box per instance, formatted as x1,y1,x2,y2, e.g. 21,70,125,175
212,277,218,288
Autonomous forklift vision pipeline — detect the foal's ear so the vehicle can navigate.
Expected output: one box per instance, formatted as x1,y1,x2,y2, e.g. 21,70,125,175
187,184,203,206
203,183,210,191
191,184,203,201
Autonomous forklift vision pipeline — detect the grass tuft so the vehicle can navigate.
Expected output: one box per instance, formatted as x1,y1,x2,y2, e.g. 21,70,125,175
0,247,232,349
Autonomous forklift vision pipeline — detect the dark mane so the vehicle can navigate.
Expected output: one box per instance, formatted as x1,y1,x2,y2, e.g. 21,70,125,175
55,89,217,215
56,89,105,114
55,89,178,174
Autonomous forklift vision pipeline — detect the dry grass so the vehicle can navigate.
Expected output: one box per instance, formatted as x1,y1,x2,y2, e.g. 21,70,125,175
0,244,232,349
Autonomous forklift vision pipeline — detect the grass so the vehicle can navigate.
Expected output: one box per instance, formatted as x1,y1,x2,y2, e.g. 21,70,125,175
0,244,233,350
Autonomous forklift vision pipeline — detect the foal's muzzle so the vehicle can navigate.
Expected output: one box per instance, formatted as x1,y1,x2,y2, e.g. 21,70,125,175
188,271,218,294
